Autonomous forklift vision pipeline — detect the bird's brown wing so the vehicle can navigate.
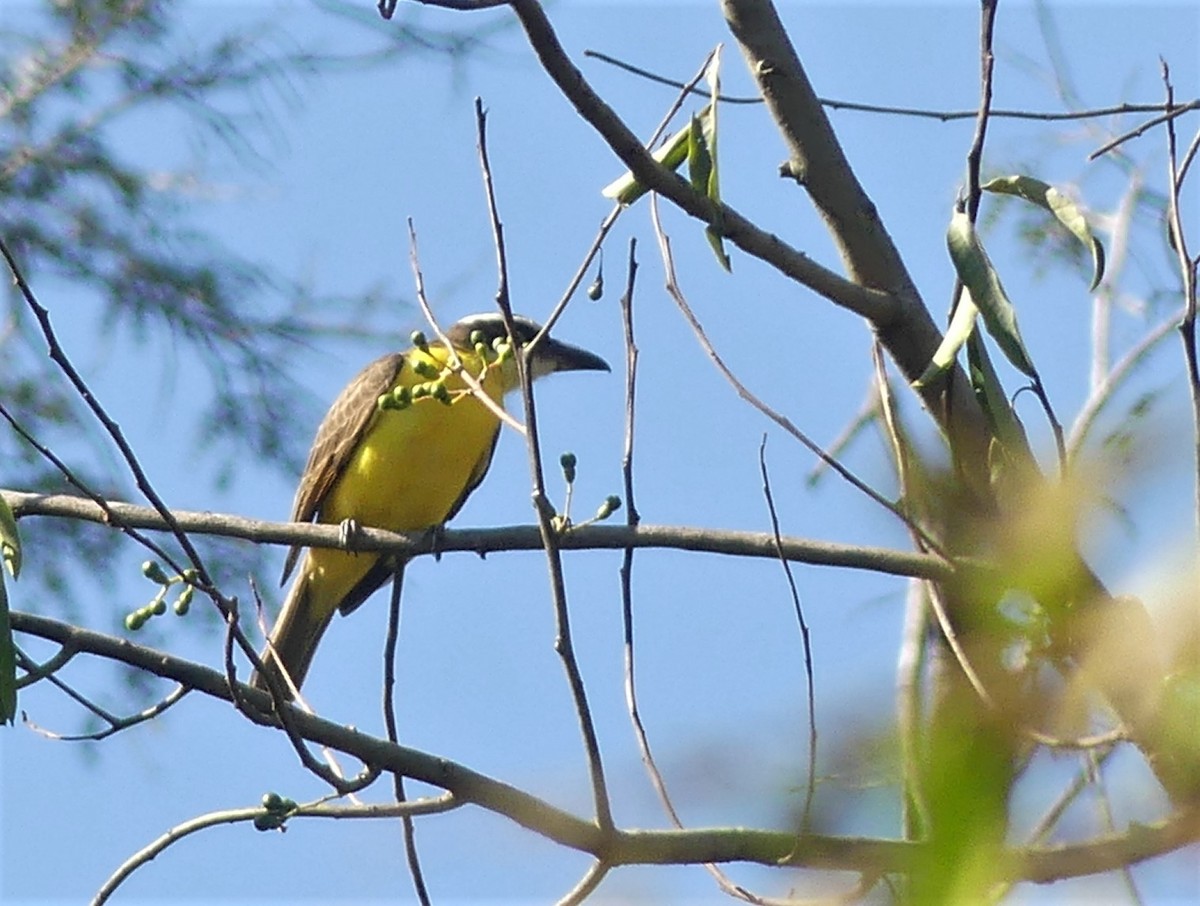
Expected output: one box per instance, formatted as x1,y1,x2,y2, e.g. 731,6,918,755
331,416,502,618
279,352,406,585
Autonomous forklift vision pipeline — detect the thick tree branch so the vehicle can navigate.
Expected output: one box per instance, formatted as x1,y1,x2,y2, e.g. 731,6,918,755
491,0,893,323
12,610,1198,882
718,0,993,485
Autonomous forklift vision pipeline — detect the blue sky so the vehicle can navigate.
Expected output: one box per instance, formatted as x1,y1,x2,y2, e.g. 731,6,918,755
2,1,1199,903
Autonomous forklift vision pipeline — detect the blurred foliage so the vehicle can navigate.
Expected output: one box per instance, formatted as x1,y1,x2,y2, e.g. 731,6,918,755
0,0,498,692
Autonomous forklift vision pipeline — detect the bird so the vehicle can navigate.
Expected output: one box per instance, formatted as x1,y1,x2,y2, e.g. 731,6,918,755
251,312,609,698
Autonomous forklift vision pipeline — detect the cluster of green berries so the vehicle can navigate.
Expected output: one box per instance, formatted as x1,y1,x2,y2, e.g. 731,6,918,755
124,561,197,630
377,329,514,414
254,791,298,832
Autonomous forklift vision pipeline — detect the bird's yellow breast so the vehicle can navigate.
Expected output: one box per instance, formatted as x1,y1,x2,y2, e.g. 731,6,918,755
300,347,511,616
323,347,508,531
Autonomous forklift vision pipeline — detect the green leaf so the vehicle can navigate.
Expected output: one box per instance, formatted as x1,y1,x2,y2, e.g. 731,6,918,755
0,495,20,580
700,46,730,271
687,114,712,194
914,286,979,388
982,175,1105,291
601,109,704,206
0,575,14,725
967,332,1031,464
946,207,1038,379
0,497,21,724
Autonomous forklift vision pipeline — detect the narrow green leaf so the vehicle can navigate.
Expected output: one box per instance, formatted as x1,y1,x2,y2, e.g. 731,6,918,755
966,331,1031,460
0,498,21,724
946,207,1038,379
0,495,19,580
701,45,730,271
982,175,1105,291
914,286,979,388
687,114,712,194
601,107,708,205
0,576,13,725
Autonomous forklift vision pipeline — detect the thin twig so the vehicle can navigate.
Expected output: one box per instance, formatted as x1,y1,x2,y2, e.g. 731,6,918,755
0,401,184,584
964,0,998,222
805,380,880,485
474,97,612,831
583,49,1193,125
1160,61,1200,541
1067,309,1181,457
91,793,458,906
17,655,188,742
1089,97,1200,161
382,566,431,905
555,860,610,906
873,343,930,842
531,48,716,354
0,238,219,594
757,436,818,832
405,219,525,435
646,196,948,560
612,240,774,904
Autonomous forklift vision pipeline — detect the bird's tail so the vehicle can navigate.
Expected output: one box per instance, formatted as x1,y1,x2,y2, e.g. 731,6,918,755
250,568,334,700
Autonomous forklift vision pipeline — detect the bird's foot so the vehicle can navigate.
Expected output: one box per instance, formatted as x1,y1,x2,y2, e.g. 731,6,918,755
426,523,446,562
338,517,362,549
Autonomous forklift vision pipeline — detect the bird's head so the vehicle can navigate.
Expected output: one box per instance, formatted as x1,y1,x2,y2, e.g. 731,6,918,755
446,313,609,382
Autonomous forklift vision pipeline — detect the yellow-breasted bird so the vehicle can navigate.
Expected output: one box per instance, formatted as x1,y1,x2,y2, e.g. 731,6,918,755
251,313,608,698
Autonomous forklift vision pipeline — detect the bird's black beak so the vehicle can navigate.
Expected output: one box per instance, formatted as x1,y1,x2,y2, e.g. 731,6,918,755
534,337,610,376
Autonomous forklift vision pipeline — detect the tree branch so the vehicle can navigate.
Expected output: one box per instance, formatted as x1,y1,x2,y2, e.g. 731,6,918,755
490,0,893,323
14,608,1198,884
718,0,994,490
1,489,953,581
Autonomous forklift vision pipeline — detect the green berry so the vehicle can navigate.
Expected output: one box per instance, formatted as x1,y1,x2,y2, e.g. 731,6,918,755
560,452,577,484
141,560,168,584
595,495,622,520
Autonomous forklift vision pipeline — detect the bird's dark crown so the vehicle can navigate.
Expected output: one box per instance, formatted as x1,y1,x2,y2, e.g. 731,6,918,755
446,313,541,350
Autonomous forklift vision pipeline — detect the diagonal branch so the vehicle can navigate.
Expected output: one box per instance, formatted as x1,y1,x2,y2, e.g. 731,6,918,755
14,609,1198,883
493,0,893,323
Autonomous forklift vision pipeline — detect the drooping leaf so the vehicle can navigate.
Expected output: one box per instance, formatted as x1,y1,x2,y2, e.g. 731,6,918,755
914,286,979,388
700,46,730,271
687,114,712,194
966,331,1032,473
947,207,1038,379
982,175,1105,291
0,576,14,725
0,497,16,725
601,106,707,205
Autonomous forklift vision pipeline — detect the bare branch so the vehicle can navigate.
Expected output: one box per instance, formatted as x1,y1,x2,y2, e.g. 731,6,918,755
2,489,954,581
498,0,893,322
718,0,994,494
475,98,613,831
11,609,1198,884
583,49,1193,125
